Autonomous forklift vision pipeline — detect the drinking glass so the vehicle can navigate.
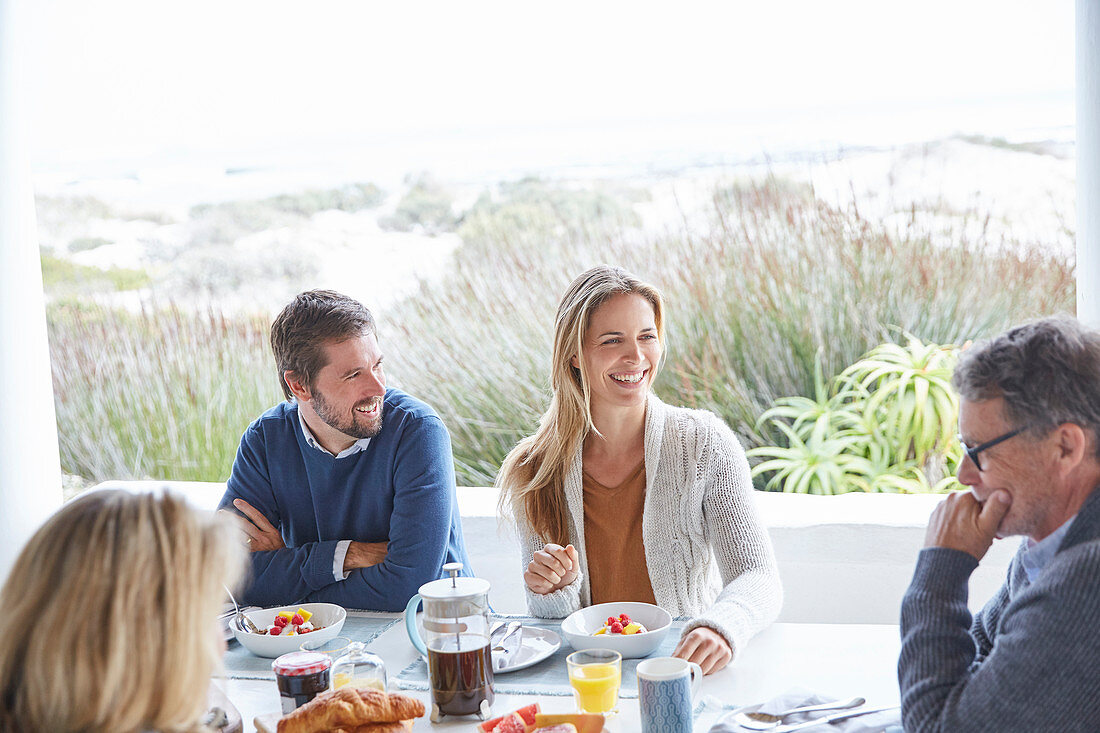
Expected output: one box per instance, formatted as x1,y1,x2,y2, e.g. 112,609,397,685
566,649,622,713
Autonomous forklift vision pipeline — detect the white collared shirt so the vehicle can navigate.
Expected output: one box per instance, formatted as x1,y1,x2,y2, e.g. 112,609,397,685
297,408,371,581
297,409,372,459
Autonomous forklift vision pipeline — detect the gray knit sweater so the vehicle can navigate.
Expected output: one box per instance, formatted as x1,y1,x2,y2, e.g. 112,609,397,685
517,394,782,657
898,487,1100,732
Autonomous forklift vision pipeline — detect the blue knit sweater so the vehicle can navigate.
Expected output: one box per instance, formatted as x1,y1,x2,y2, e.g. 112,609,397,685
899,487,1100,732
220,388,472,611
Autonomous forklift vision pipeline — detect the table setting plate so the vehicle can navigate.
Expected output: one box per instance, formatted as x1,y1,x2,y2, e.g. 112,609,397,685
491,625,561,673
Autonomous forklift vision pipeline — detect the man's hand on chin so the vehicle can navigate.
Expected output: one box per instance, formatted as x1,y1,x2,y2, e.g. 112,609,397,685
925,489,1012,561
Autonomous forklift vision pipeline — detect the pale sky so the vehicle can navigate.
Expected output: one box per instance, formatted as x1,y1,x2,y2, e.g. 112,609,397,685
25,1,1075,171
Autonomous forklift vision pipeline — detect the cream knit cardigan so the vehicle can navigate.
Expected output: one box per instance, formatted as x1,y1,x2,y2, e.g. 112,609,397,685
518,394,782,657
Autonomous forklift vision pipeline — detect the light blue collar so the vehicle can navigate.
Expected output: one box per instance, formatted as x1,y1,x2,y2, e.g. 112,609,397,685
1020,515,1076,583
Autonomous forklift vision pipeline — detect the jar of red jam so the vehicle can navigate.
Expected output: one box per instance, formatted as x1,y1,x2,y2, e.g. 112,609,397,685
272,651,332,713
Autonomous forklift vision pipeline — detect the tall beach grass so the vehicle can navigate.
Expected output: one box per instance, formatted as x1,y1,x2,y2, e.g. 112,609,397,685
48,300,280,483
384,178,1073,486
48,179,1074,488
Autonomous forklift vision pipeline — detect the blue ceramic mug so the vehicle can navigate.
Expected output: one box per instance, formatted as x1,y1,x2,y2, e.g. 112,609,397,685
637,656,703,733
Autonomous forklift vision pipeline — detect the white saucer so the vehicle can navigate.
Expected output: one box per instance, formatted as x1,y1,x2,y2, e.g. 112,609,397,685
491,626,562,674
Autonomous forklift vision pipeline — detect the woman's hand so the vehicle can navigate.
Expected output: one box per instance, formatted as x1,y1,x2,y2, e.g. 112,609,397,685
524,543,580,594
673,626,732,675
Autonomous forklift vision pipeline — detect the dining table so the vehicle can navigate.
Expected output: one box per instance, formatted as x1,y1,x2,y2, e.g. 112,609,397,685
217,613,902,733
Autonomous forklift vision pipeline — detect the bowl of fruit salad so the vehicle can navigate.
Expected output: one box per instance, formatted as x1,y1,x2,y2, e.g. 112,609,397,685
560,601,671,659
233,602,346,658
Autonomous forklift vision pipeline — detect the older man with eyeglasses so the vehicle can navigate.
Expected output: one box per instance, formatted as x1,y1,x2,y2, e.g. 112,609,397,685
898,316,1100,733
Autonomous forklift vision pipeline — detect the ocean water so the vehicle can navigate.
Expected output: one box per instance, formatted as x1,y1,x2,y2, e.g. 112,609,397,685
32,92,1074,209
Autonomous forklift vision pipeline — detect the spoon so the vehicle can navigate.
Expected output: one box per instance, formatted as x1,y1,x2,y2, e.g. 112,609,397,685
224,585,260,634
734,704,898,732
734,696,865,729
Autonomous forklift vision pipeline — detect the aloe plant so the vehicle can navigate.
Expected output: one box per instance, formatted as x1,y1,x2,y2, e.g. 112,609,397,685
748,423,876,495
838,336,959,473
750,336,962,494
755,351,866,446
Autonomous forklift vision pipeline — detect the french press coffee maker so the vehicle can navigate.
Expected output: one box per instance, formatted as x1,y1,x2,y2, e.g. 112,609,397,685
404,562,494,722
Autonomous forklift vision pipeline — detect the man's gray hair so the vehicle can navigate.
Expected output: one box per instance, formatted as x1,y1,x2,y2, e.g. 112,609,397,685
954,315,1100,457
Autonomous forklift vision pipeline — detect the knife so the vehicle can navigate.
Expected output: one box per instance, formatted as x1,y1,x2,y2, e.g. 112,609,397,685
773,704,899,732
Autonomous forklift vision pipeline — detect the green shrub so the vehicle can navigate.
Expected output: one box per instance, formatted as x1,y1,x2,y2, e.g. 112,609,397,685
378,173,457,234
458,177,642,247
749,338,963,494
68,237,114,253
41,252,151,294
189,182,385,245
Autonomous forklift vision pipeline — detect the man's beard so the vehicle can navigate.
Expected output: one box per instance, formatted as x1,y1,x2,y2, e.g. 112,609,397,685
311,389,383,439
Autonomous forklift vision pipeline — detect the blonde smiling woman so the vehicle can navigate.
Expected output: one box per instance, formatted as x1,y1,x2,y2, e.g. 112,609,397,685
0,489,245,732
498,265,782,674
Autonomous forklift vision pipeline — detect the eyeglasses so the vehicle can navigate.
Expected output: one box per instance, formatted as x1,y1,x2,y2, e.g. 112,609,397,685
957,426,1028,471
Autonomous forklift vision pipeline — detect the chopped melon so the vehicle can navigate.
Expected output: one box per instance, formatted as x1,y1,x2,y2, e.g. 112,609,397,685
593,628,606,635
623,622,644,635
295,607,313,623
277,611,295,621
533,713,604,733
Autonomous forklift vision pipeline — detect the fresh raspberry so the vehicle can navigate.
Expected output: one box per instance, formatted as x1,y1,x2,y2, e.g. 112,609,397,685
274,616,289,628
607,617,615,626
619,614,631,623
291,614,304,625
268,627,280,635
610,622,624,634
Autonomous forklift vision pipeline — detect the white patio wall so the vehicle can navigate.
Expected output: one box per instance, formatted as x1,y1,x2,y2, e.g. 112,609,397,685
92,481,1016,624
0,0,63,584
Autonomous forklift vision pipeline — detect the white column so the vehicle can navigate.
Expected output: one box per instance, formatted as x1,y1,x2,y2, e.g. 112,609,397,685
1079,0,1100,327
0,0,63,583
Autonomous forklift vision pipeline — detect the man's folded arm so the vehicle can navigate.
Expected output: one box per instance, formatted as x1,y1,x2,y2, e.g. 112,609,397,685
305,415,460,611
900,545,1100,733
220,430,346,605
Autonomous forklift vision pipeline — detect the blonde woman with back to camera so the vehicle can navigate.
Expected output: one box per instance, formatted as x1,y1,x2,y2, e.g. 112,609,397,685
0,489,245,732
497,265,782,674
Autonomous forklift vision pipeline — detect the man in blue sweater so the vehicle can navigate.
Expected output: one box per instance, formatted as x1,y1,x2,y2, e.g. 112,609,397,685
898,316,1100,732
219,290,472,611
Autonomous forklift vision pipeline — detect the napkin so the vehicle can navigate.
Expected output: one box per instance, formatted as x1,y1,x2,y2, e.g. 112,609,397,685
708,688,901,733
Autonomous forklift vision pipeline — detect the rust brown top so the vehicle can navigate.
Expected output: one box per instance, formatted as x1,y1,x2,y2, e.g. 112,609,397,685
582,460,657,606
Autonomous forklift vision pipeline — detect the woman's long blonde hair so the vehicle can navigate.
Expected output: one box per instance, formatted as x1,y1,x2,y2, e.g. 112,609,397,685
498,265,664,543
0,489,245,732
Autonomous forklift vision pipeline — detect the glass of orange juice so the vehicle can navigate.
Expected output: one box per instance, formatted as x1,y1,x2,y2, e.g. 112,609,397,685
567,649,622,713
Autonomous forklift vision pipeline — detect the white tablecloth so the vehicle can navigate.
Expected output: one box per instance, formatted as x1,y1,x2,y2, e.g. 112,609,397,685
220,616,902,732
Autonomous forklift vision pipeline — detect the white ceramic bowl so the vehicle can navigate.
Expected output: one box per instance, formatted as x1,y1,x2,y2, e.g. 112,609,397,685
560,601,672,659
233,602,347,658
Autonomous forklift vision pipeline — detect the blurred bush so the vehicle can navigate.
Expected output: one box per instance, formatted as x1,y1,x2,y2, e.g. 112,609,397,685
41,252,151,294
378,173,457,234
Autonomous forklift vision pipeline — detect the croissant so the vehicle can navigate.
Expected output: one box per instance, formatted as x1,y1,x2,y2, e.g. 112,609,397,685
331,722,413,733
277,688,424,733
